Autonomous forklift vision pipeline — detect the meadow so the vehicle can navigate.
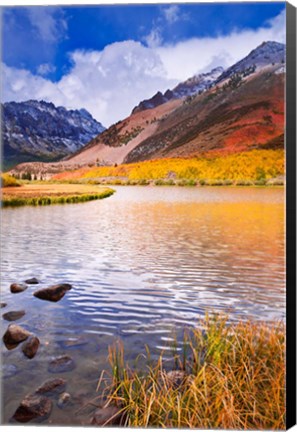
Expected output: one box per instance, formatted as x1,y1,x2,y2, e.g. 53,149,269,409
1,182,114,207
52,149,284,186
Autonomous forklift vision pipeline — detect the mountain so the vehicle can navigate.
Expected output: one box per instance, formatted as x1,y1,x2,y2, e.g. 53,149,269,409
216,41,285,83
9,41,285,177
125,63,284,163
2,100,105,169
132,67,224,114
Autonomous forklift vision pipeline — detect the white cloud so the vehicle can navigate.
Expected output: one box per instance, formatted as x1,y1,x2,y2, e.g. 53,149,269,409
2,10,285,127
26,7,68,43
144,27,163,48
163,5,181,25
37,63,57,76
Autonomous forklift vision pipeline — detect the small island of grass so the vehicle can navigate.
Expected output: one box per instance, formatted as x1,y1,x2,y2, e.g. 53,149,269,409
1,182,115,207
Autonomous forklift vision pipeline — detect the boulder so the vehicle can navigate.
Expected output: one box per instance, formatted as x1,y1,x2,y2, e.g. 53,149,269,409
33,284,72,302
57,392,71,409
12,394,52,423
10,283,28,293
91,406,125,426
1,302,7,308
35,378,67,397
24,278,39,284
3,324,31,348
48,355,76,373
22,336,40,359
3,310,26,322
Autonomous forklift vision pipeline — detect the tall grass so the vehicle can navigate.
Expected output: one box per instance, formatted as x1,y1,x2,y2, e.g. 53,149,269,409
100,315,285,429
2,189,114,207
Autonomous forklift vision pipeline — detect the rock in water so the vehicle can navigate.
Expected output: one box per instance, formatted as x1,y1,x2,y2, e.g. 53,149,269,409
91,406,124,426
12,394,52,423
25,278,39,284
35,378,67,397
2,364,19,379
165,370,187,389
3,310,26,322
3,324,31,348
33,284,72,302
22,336,40,359
48,355,76,373
1,302,7,308
57,392,71,409
10,283,28,293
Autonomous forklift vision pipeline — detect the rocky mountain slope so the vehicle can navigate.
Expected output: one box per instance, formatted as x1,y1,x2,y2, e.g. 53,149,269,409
2,100,105,169
132,67,224,114
216,41,285,83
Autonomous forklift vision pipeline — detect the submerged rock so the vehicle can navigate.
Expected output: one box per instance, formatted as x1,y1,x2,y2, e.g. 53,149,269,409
3,324,31,348
33,284,72,302
165,370,187,389
48,355,76,373
3,310,26,322
1,302,7,308
10,283,28,293
91,406,125,426
24,278,40,284
35,378,67,397
57,392,71,409
22,336,40,359
12,394,52,423
2,364,19,379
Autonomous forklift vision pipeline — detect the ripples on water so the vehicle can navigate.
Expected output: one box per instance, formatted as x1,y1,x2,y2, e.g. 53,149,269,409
1,186,285,424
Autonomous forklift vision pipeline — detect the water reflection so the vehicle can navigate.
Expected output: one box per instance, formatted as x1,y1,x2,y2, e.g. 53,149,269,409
1,186,285,424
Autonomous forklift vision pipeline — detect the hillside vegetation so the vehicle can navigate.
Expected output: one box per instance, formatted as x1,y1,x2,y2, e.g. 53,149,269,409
53,149,284,186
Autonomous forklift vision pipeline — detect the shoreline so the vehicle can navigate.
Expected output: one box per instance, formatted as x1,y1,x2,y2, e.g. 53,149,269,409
1,183,115,207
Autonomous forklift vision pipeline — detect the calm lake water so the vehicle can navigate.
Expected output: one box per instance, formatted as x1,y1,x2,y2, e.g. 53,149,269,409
1,186,285,425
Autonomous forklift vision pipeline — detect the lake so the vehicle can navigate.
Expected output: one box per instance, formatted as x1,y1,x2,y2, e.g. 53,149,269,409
1,186,285,425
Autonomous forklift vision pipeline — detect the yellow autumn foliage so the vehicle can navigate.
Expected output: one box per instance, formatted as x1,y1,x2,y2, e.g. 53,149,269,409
81,150,284,182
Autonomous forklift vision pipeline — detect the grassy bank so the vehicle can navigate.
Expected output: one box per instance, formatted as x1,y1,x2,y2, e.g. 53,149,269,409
100,315,285,429
52,149,284,186
1,183,115,207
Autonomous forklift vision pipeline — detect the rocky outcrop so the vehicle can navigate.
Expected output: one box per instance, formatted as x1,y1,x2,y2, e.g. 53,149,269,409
48,355,76,373
35,378,67,397
91,406,125,426
3,310,26,321
10,283,28,293
12,394,52,423
25,278,39,284
3,324,31,347
57,392,71,409
22,336,40,359
33,283,72,302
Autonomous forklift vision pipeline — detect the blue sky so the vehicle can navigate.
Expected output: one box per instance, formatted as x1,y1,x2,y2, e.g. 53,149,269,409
1,2,286,125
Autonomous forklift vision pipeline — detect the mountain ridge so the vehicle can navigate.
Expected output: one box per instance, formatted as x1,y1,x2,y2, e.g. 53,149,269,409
2,100,105,169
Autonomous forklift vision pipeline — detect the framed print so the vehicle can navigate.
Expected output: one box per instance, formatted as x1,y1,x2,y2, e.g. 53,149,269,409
1,1,296,429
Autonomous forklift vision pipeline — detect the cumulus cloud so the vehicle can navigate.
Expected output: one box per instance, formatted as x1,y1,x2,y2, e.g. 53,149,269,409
2,10,285,126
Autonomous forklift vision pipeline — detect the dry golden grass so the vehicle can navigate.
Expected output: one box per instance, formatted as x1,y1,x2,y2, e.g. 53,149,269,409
1,183,114,207
99,315,285,429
